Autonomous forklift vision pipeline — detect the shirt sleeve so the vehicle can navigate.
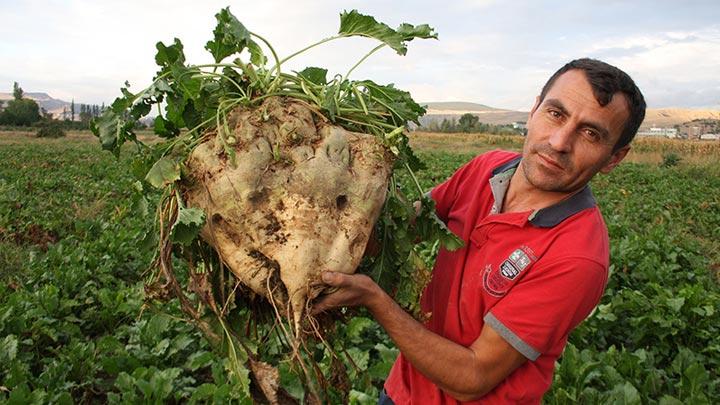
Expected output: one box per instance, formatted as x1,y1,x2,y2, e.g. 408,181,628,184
484,257,608,360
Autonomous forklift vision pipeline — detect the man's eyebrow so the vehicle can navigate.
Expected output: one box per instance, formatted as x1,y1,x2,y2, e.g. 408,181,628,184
543,98,569,116
543,98,610,140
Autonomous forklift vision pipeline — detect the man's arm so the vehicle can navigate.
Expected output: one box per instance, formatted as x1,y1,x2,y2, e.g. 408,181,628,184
312,272,527,401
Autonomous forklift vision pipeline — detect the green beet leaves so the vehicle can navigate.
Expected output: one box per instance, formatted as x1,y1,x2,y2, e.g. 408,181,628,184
92,6,455,355
338,10,438,55
205,7,265,65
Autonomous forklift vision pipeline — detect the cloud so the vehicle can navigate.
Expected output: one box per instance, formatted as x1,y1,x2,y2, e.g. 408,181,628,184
1,1,718,109
583,27,720,107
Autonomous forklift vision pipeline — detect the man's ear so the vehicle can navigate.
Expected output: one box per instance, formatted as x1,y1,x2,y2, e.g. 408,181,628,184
600,145,630,174
528,96,540,119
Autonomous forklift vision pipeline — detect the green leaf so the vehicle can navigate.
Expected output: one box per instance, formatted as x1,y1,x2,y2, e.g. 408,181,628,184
186,351,215,371
172,207,206,245
666,297,685,312
659,396,684,405
345,317,374,343
297,67,328,85
144,157,180,189
90,108,134,156
346,347,370,371
153,115,180,138
0,334,18,362
205,7,265,64
396,23,438,41
155,38,186,68
608,381,641,404
356,80,427,125
339,10,437,55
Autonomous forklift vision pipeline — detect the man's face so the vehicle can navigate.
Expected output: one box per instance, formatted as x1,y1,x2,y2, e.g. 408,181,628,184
521,69,630,193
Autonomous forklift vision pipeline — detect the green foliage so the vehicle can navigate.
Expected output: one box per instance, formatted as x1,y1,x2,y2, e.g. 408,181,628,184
1,138,719,402
661,152,681,167
458,113,479,131
0,98,41,126
13,82,23,100
422,115,524,135
35,121,66,138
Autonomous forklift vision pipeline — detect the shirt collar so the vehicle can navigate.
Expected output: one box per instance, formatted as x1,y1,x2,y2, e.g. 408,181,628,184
489,156,597,228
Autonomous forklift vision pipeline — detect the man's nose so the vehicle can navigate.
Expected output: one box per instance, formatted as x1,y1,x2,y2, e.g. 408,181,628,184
548,124,574,153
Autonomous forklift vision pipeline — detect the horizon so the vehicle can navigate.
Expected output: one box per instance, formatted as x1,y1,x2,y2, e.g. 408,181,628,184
2,91,718,113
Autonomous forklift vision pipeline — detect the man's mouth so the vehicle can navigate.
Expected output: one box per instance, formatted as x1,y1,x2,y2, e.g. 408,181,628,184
538,153,564,171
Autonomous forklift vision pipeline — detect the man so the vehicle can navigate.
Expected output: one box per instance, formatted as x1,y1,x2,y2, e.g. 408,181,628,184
312,58,646,404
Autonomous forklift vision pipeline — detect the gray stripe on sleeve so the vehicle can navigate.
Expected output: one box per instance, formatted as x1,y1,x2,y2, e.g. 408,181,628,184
484,312,541,361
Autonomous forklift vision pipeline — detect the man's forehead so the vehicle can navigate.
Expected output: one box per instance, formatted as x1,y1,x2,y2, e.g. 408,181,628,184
545,70,628,110
542,70,630,138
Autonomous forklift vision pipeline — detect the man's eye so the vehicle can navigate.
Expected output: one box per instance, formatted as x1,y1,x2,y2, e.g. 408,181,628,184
584,129,599,141
548,110,561,119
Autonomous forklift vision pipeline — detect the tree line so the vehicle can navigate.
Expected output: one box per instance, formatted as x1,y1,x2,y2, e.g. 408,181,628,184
0,82,106,129
419,113,525,136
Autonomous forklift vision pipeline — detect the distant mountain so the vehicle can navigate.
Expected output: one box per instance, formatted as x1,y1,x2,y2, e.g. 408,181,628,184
417,100,720,129
0,92,88,119
418,101,528,127
642,108,720,127
422,101,499,112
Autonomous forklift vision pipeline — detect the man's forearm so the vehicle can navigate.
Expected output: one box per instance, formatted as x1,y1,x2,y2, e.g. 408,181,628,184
366,288,488,400
313,272,525,400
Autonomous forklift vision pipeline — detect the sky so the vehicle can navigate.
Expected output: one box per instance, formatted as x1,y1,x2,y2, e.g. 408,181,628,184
1,0,719,111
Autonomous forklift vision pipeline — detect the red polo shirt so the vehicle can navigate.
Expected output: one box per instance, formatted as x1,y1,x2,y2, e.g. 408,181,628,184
384,150,609,404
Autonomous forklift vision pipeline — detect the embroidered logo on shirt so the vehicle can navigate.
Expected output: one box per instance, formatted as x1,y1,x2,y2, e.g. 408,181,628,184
483,247,536,297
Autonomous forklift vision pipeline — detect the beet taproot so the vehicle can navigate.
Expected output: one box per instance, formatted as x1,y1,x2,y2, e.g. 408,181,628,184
183,97,394,330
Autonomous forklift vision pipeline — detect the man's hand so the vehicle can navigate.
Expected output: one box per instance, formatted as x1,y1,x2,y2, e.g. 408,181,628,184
311,270,527,402
311,272,382,314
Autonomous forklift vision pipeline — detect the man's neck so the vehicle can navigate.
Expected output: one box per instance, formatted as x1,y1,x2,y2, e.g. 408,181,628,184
502,164,580,214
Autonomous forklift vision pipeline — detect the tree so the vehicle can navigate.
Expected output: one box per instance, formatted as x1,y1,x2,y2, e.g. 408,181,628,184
0,98,41,126
13,82,23,100
0,81,41,126
71,99,75,121
79,104,92,124
458,113,479,132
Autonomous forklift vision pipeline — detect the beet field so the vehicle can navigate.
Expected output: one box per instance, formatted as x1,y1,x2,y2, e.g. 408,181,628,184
1,132,719,403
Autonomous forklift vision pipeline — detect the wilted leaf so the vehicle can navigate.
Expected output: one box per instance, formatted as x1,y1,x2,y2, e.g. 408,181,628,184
145,157,180,189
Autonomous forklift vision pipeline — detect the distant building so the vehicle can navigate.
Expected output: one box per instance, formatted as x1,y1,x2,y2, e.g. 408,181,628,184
637,127,678,138
512,121,526,130
678,119,720,139
699,133,720,141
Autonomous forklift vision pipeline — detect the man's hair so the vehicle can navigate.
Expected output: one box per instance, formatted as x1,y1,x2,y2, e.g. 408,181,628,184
539,58,646,151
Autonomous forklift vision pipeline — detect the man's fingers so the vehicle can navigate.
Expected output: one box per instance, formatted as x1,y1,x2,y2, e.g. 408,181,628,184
311,297,330,315
321,271,346,287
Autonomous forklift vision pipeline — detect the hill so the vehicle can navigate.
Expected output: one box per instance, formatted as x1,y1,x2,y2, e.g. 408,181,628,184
419,101,528,127
418,101,720,129
0,92,75,118
642,108,720,127
422,101,499,112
